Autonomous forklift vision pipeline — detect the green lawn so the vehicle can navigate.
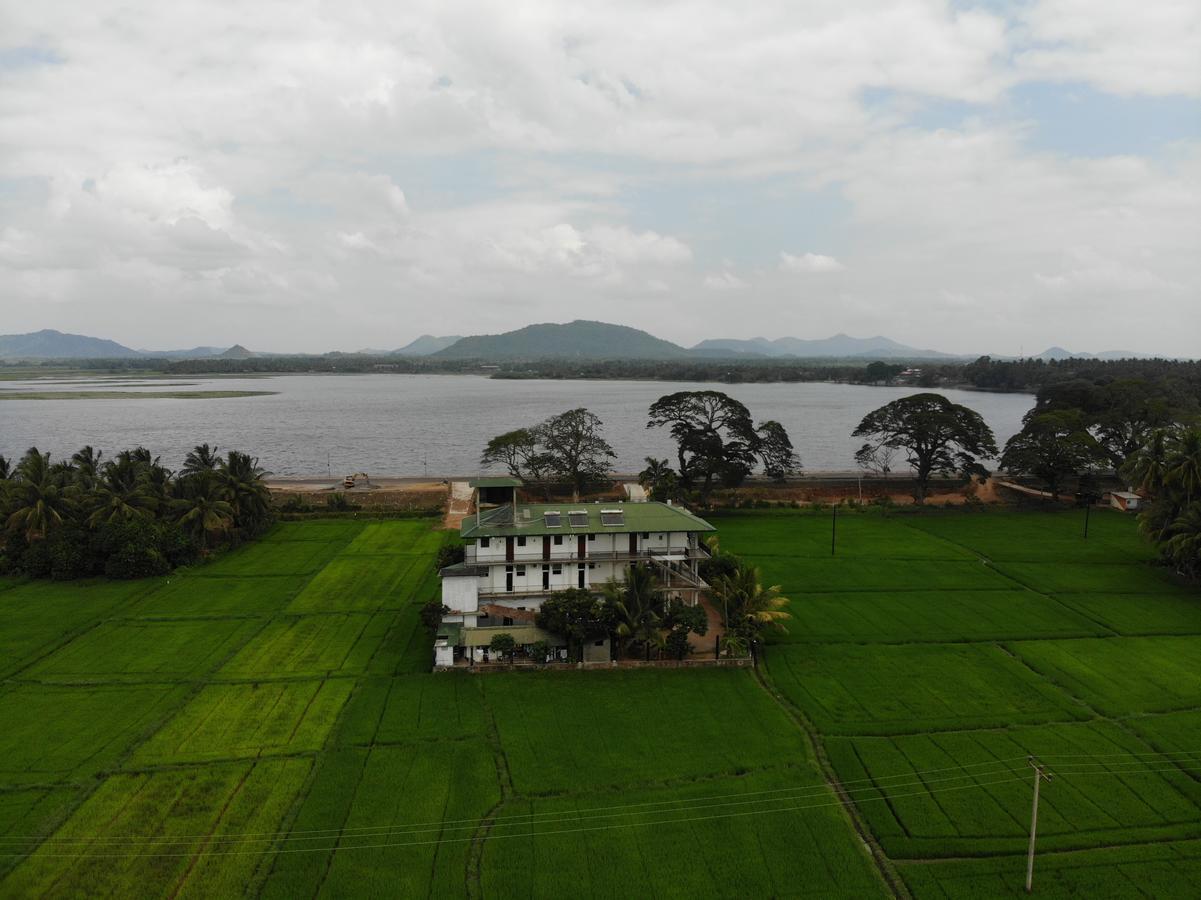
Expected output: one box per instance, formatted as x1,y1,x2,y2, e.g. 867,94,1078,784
1,507,1198,897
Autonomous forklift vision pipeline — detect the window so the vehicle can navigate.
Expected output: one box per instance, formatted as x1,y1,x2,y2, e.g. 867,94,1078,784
587,533,596,542
552,564,562,574
503,617,513,626
588,563,596,569
517,536,526,547
594,639,605,647
480,538,490,548
505,565,513,572
641,532,649,539
553,535,563,545
516,565,526,576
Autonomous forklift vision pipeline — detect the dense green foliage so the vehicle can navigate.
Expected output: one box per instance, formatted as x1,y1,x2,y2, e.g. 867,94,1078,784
852,393,998,501
0,443,273,579
646,389,801,497
1125,424,1201,577
480,407,616,498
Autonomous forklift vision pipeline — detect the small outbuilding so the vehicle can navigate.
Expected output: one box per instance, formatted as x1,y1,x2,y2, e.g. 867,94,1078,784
1110,491,1142,512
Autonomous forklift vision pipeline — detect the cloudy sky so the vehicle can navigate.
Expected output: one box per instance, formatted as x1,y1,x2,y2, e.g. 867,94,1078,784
1,1,1198,355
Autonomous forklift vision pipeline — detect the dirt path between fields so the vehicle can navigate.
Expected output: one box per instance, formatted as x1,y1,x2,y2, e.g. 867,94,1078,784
445,480,474,530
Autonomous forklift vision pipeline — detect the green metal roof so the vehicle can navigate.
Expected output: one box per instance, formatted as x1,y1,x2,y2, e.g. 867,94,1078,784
435,622,462,645
469,476,524,488
463,625,555,647
460,501,715,540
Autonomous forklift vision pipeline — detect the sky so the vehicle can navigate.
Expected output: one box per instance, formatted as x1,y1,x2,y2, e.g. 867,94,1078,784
1,0,1198,356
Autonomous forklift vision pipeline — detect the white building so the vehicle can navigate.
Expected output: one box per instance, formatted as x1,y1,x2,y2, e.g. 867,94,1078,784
435,477,716,667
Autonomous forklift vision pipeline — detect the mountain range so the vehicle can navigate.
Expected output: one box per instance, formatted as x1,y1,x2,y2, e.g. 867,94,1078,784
0,324,1167,363
0,330,258,360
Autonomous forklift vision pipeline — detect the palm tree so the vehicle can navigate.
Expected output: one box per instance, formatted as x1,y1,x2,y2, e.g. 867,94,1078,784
70,446,103,489
1166,426,1201,505
173,487,235,549
0,455,10,480
5,448,71,542
603,564,665,655
1122,427,1170,495
181,443,221,480
710,564,791,637
86,482,156,528
217,450,272,527
1164,504,1201,578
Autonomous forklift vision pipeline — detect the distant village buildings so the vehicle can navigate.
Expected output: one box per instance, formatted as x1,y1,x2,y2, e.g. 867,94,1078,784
434,477,715,667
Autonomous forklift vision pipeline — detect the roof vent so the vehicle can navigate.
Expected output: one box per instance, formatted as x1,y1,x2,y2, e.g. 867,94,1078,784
600,509,624,527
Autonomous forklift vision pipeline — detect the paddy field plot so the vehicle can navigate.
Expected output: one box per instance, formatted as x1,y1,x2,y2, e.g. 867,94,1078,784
1052,592,1201,636
485,668,812,794
24,617,262,683
0,579,154,676
126,574,308,618
896,839,1201,899
130,679,355,765
766,642,1086,735
478,767,886,899
216,612,394,679
825,721,1201,859
1010,636,1201,716
0,683,189,784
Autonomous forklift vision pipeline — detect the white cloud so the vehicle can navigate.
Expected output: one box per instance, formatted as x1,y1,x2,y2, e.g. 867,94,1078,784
703,271,746,291
780,251,844,273
1017,0,1201,96
0,2,1196,354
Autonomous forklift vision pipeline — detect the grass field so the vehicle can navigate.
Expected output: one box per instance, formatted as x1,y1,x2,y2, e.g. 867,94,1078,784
714,507,1201,895
0,506,1197,897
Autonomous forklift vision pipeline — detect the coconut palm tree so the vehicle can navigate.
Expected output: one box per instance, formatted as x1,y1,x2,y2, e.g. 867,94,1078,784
0,455,10,480
603,564,665,655
1164,504,1201,578
217,450,272,528
1165,426,1201,505
70,446,103,489
86,482,156,528
710,563,791,637
181,443,221,480
5,448,71,542
1122,427,1171,495
173,486,235,549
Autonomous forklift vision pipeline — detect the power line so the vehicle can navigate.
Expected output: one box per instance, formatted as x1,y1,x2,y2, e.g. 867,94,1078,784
0,755,1041,846
1,763,1032,849
1,774,1037,860
2,750,1195,860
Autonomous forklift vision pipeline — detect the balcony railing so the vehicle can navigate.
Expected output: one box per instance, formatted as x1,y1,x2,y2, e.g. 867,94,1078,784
467,545,710,566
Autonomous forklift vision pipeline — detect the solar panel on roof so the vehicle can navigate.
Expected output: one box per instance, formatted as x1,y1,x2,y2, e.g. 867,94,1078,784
600,509,624,526
543,511,562,527
568,510,589,527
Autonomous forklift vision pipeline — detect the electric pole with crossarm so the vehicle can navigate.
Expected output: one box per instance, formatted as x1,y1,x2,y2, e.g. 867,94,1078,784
1025,756,1053,893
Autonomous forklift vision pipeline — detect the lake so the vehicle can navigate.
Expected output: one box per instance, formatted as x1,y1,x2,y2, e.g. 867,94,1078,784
0,374,1034,476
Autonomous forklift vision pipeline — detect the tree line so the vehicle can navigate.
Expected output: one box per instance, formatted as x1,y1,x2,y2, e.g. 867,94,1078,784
0,444,272,580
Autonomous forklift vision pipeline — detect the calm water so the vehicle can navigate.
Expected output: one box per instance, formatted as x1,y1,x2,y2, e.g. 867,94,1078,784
0,374,1033,476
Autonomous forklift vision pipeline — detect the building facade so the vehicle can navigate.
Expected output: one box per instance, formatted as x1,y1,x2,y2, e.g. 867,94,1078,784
435,478,716,667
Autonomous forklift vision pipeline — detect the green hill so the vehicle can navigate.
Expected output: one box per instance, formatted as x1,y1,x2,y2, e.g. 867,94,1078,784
0,329,141,359
429,320,689,361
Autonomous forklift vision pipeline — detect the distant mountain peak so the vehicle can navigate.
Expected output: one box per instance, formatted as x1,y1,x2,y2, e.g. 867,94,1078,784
430,320,688,361
691,333,955,359
219,344,255,359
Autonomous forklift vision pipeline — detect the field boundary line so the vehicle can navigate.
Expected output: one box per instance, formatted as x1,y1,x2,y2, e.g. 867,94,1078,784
751,656,909,900
467,678,514,900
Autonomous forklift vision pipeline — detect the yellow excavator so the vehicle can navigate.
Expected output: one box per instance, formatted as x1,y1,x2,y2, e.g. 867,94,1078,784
342,472,370,489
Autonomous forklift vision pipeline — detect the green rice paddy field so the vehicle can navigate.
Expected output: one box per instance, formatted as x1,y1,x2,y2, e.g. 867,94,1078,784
0,508,1198,898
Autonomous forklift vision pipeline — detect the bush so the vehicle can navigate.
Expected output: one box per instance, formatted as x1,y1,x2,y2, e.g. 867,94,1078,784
434,544,465,571
92,518,173,579
420,600,449,631
48,528,94,580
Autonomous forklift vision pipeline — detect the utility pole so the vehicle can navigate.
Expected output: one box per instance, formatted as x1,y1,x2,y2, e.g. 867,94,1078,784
1025,756,1053,893
1083,502,1090,540
831,503,838,556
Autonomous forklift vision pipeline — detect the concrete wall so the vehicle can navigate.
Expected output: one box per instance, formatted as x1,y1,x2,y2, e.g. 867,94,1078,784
442,575,480,612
